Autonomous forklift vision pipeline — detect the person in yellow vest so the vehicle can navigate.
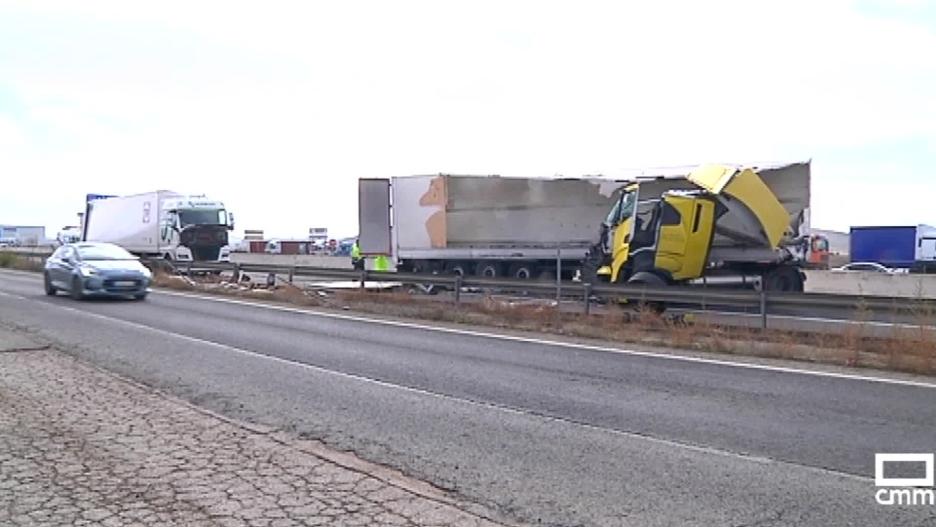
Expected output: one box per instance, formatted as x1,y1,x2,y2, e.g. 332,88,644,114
351,239,364,270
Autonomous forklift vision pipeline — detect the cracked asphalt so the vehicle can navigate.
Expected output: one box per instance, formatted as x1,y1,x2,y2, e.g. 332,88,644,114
0,336,506,527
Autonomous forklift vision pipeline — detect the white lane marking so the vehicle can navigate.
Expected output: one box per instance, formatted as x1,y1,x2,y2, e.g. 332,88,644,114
0,289,871,481
151,289,936,390
3,269,936,390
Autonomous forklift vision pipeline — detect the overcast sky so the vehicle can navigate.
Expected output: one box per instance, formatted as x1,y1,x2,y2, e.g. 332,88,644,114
1,0,934,239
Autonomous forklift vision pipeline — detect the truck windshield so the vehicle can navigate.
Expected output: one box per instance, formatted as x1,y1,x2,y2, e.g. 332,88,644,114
178,209,226,227
605,191,636,226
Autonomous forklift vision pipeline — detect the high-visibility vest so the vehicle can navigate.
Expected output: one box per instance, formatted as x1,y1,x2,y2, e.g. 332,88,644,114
351,243,361,260
374,255,390,271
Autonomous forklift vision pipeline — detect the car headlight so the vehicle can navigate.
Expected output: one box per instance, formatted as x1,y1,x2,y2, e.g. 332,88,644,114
141,267,152,279
79,265,98,277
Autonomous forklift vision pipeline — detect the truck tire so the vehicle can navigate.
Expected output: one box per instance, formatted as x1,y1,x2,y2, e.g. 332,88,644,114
763,266,804,292
475,262,502,278
409,260,437,274
626,271,666,313
508,262,536,280
445,261,471,277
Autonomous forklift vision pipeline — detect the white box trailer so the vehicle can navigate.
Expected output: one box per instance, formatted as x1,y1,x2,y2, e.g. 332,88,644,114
83,191,234,262
359,175,629,279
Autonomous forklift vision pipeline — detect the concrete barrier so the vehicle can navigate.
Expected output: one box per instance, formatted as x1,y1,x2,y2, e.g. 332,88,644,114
805,270,936,299
231,253,352,269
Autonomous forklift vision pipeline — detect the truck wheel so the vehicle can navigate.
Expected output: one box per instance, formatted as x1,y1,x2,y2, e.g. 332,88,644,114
476,262,501,278
408,260,428,274
763,266,804,292
626,271,666,313
508,263,536,280
445,262,471,277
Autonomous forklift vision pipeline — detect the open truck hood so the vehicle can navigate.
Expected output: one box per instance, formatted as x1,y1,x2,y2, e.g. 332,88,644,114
632,161,810,248
687,164,792,248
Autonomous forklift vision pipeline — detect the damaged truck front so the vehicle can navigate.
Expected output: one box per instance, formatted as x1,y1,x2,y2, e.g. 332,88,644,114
584,161,813,292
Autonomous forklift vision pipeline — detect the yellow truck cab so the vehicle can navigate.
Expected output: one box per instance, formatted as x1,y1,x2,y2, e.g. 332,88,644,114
587,163,810,293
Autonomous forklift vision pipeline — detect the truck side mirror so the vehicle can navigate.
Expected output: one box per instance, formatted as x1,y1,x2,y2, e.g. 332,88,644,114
227,212,235,230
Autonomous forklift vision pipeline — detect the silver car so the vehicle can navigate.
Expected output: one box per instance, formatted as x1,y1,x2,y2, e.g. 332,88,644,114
44,242,152,300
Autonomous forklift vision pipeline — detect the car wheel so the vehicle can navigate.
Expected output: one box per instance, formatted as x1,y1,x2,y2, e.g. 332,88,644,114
43,273,56,296
70,275,85,300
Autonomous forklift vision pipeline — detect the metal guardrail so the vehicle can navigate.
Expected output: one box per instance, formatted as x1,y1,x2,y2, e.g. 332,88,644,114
6,249,934,329
192,260,936,328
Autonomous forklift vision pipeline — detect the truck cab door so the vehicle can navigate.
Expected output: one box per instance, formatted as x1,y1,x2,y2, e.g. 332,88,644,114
654,195,715,281
160,212,177,248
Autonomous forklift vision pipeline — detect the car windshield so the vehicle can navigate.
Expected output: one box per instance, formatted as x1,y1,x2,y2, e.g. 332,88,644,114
179,209,226,227
75,244,136,261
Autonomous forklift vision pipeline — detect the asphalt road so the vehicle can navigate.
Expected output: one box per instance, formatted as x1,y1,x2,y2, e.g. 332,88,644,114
1,269,935,526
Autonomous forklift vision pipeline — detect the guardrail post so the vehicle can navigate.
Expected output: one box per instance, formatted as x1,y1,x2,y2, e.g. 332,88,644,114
187,261,193,276
232,263,241,283
555,247,562,303
759,289,768,330
288,267,294,284
454,274,462,305
584,283,592,315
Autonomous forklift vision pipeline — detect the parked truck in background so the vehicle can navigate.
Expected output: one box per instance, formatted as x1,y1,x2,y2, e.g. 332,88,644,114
359,175,629,280
584,162,813,292
850,225,936,273
82,191,234,262
56,226,82,245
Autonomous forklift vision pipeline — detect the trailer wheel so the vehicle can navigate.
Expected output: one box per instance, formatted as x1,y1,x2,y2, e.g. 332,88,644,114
508,262,536,280
445,261,471,277
763,266,804,292
475,262,502,278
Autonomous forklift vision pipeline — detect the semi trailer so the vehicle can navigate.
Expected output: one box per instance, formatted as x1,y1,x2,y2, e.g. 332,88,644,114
850,225,936,272
82,191,234,262
358,175,629,279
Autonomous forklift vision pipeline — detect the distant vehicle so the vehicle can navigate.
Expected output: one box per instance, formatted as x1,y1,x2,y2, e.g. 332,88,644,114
57,226,82,245
82,191,234,263
850,225,936,273
44,242,152,300
832,262,898,274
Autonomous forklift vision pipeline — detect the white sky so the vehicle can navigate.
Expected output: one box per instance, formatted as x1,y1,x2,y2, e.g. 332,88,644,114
1,0,934,239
